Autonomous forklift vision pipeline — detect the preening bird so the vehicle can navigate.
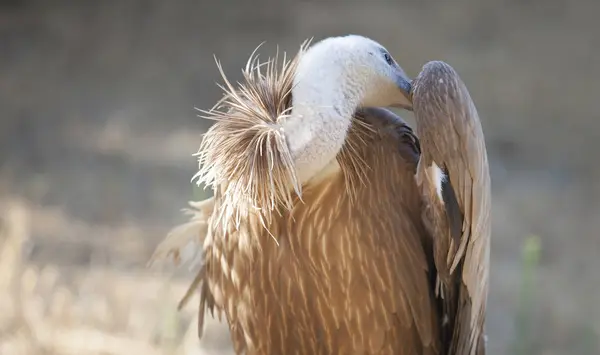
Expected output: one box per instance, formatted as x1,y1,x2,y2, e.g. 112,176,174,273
150,35,491,355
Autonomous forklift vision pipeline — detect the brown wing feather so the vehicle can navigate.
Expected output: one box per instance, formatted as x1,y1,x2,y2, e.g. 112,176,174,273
412,61,491,355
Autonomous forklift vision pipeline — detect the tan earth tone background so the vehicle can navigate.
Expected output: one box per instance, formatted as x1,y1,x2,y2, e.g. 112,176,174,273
0,1,598,354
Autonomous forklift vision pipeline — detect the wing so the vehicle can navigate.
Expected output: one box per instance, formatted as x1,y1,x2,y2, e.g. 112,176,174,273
412,61,491,355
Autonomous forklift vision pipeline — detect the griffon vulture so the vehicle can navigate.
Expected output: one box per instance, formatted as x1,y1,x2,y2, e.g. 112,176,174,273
150,34,491,355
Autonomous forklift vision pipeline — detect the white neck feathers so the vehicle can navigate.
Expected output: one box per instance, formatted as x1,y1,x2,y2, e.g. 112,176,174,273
281,45,362,185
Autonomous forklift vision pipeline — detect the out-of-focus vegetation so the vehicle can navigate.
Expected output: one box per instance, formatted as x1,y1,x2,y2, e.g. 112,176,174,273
0,1,598,354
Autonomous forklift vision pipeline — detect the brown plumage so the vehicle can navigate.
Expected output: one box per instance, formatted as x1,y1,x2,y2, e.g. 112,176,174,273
150,37,490,355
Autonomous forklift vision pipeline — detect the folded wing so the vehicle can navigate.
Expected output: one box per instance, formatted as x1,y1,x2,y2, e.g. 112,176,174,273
412,61,492,355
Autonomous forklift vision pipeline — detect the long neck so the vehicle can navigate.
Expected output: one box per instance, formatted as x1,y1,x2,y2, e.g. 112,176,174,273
282,71,362,185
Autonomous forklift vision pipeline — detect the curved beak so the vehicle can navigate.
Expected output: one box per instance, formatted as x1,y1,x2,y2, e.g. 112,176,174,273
393,74,413,111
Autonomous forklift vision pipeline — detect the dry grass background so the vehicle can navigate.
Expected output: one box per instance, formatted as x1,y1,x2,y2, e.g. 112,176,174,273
0,0,598,354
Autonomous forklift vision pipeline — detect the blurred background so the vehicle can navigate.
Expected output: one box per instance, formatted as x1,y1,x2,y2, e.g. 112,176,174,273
0,1,598,354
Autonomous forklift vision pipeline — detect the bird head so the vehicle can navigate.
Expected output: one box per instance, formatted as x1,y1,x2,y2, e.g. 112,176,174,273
296,35,413,111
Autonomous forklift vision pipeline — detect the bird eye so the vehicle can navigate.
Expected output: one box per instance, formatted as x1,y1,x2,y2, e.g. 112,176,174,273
384,53,394,66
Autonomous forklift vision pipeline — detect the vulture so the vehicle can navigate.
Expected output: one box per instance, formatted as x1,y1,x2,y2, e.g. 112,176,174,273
150,34,491,355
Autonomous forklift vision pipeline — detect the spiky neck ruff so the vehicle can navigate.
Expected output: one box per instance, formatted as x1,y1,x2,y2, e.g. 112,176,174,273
194,37,372,229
